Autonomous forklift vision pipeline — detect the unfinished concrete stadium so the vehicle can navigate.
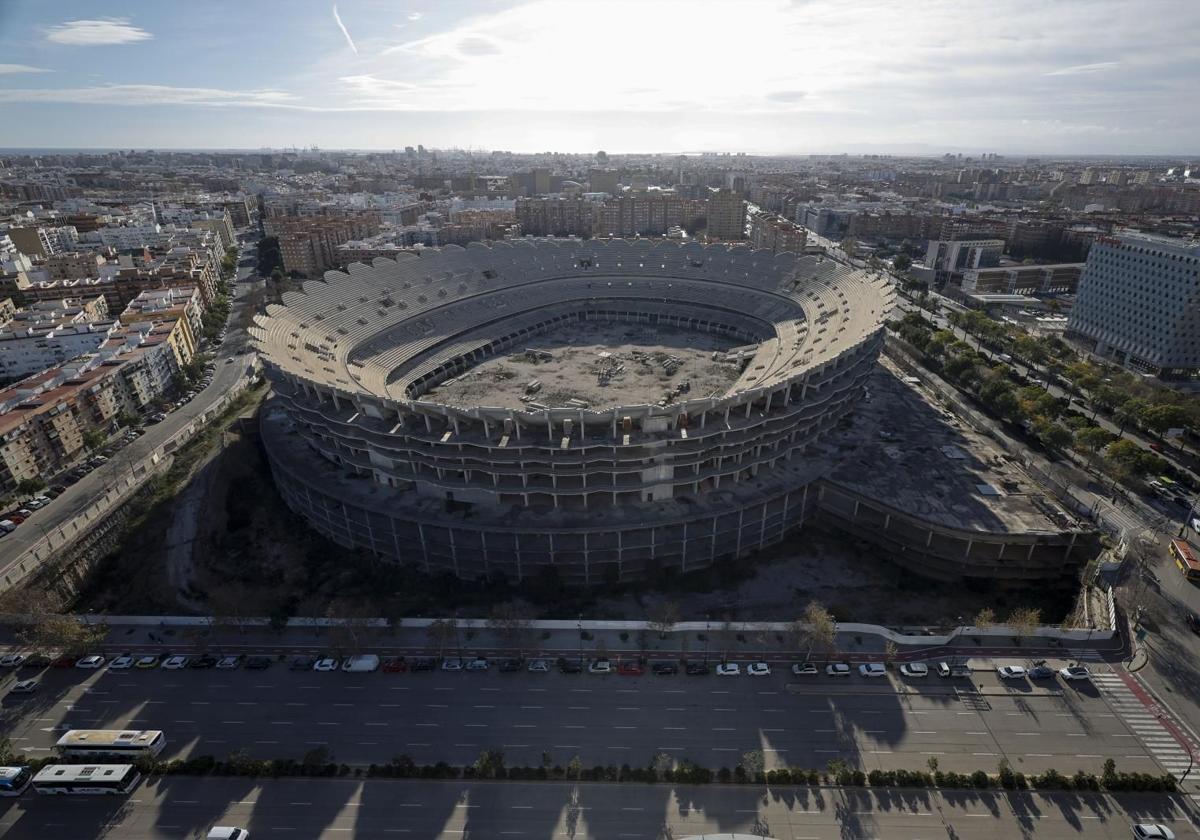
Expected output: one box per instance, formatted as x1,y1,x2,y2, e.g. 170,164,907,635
251,238,897,583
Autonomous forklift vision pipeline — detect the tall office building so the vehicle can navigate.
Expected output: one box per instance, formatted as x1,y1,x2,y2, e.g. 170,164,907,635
1067,231,1200,381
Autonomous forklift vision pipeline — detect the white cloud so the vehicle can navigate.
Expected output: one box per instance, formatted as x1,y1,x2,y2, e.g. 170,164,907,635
332,5,358,54
407,12,423,21
0,64,49,74
1044,61,1120,76
0,84,299,108
45,18,152,46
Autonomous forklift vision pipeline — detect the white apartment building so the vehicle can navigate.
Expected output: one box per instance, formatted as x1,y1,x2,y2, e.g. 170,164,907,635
1066,231,1200,381
0,317,120,382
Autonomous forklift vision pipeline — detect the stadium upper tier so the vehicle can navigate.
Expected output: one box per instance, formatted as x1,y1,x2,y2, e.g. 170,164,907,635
252,239,895,419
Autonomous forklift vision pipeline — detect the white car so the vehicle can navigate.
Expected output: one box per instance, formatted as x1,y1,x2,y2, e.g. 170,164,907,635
312,658,338,672
161,655,189,669
134,654,160,669
527,659,550,673
440,657,464,671
997,665,1028,679
900,663,929,678
1059,665,1091,681
216,656,243,670
9,679,38,695
465,657,489,671
791,662,818,676
858,663,887,678
108,655,135,670
75,655,106,669
207,828,250,840
0,654,26,668
716,662,741,676
747,662,771,676
587,659,612,674
1132,825,1176,840
826,663,851,676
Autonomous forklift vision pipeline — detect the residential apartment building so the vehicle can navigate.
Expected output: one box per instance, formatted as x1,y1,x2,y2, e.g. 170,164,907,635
45,251,107,281
749,211,808,253
515,197,597,237
266,215,381,276
706,189,746,241
1066,231,1200,380
0,297,118,382
593,193,707,238
6,225,79,258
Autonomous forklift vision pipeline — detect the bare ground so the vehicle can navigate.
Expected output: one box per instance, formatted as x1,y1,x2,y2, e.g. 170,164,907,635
75,405,1075,625
426,321,744,410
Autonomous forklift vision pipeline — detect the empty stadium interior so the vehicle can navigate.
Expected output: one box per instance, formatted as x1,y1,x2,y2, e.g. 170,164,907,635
423,317,749,411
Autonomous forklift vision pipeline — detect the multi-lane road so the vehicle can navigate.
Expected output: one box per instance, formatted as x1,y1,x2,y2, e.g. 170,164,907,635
0,657,1185,779
0,777,1195,839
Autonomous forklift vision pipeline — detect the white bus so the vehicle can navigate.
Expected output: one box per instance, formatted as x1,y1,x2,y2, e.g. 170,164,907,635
32,764,142,795
0,766,32,796
55,729,166,759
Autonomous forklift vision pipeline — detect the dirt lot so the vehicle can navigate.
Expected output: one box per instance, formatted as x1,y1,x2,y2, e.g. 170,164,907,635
426,321,745,410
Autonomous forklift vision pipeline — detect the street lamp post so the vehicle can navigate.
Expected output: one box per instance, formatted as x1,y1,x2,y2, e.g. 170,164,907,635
704,614,710,664
577,614,583,666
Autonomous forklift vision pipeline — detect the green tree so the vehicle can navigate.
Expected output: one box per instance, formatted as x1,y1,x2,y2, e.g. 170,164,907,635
1074,426,1115,458
1036,419,1073,451
81,428,106,451
974,607,996,629
1115,398,1149,435
15,478,46,495
1139,404,1190,436
892,253,912,272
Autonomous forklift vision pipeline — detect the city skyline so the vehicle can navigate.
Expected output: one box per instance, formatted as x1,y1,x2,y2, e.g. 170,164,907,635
0,0,1197,155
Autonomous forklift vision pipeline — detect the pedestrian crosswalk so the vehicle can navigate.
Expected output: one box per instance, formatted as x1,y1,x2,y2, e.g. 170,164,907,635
1092,671,1198,782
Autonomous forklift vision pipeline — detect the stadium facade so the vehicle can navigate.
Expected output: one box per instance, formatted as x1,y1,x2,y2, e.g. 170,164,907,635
252,239,894,583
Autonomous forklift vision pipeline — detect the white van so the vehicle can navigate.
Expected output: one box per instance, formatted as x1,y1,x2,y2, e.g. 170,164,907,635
340,654,380,673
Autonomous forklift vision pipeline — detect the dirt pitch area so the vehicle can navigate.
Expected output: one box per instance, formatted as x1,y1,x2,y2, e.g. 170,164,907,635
426,321,746,410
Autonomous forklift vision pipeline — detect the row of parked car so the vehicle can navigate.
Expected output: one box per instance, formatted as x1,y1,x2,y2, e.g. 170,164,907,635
0,491,60,534
0,649,1092,686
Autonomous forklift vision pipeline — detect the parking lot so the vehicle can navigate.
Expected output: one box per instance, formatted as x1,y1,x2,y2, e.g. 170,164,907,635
0,652,1174,778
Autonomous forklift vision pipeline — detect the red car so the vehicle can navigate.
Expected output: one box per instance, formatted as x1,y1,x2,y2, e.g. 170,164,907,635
617,661,645,676
381,656,407,673
6,514,25,525
52,655,77,668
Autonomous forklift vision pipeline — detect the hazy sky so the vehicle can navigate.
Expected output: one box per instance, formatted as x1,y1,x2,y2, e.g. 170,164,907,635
0,0,1197,154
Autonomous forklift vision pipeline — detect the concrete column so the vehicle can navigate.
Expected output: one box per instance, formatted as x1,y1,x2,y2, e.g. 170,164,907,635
417,523,431,572
424,415,432,434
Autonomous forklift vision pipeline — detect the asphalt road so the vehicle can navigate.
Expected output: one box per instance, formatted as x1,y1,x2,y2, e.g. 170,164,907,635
0,777,1195,840
0,661,1173,778
0,269,260,572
